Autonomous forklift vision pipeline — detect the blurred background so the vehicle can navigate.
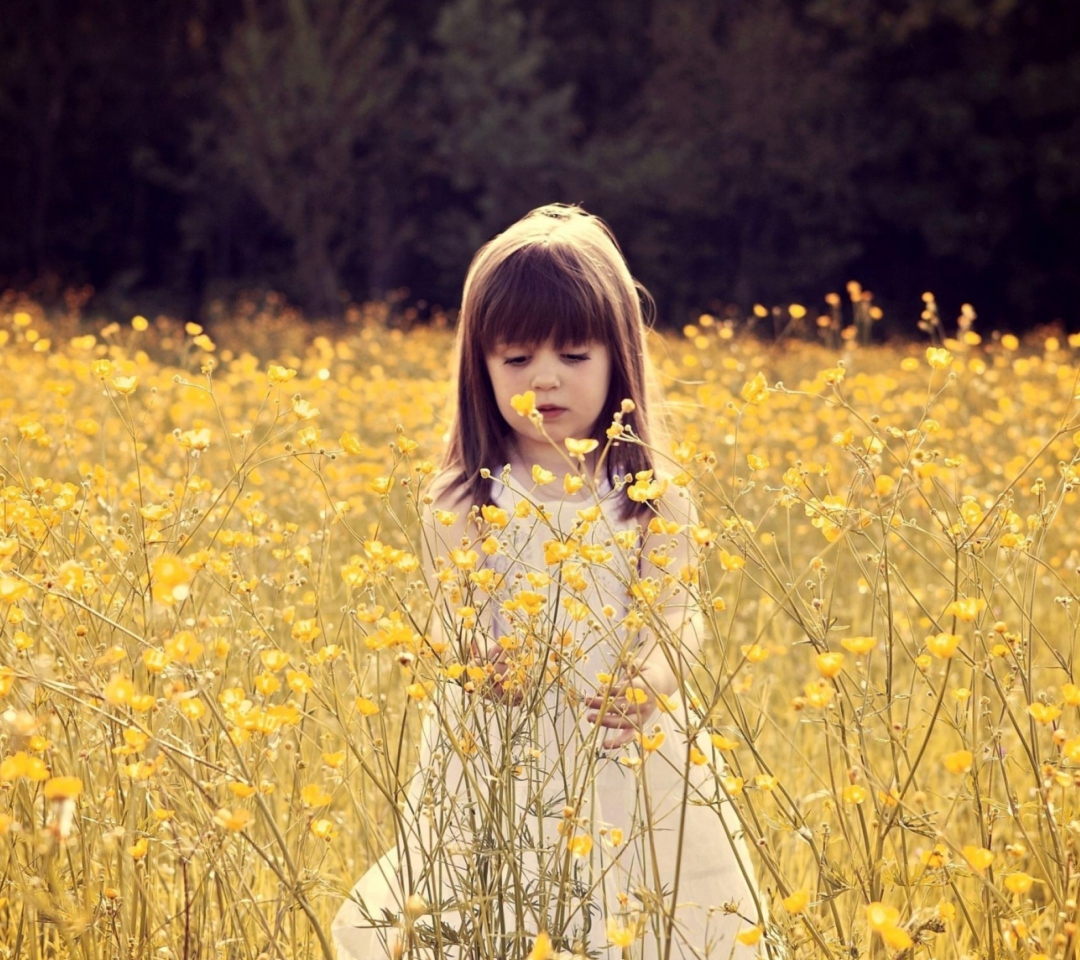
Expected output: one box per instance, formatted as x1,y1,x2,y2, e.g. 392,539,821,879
0,0,1076,333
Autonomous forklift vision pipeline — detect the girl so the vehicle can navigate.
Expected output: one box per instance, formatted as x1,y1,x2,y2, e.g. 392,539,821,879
333,205,763,959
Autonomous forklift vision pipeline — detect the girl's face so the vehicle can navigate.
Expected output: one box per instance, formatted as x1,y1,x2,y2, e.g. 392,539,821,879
485,338,612,458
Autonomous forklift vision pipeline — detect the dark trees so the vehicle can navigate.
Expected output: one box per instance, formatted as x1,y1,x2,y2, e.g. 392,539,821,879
0,0,1077,327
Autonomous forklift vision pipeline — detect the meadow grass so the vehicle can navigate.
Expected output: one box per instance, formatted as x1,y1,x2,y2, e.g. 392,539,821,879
1,294,1080,959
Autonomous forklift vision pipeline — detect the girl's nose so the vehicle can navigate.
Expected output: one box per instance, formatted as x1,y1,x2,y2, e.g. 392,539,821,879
531,367,559,390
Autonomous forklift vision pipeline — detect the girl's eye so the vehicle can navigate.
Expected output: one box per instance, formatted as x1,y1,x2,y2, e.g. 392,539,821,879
504,355,529,366
563,352,589,362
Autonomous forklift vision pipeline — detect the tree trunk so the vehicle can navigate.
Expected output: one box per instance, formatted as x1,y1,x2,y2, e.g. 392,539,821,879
294,212,341,317
28,0,65,275
365,174,396,300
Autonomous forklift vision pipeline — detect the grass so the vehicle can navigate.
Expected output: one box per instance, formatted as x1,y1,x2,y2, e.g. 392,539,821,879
1,293,1080,959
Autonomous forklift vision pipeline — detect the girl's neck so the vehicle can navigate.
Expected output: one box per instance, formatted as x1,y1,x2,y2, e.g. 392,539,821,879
504,445,602,503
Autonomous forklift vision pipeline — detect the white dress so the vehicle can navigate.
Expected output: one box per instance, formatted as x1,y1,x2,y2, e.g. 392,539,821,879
333,481,763,959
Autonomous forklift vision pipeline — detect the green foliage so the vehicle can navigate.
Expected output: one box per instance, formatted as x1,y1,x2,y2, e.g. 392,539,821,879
207,0,403,315
416,0,581,288
1,0,1079,325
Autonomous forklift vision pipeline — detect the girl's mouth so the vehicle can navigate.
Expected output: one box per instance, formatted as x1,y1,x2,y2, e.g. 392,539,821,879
536,405,566,419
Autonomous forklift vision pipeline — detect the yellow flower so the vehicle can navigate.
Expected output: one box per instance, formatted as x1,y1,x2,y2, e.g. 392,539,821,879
944,597,986,621
406,681,433,701
606,916,638,948
214,808,253,832
843,785,867,804
340,431,363,454
722,775,745,795
627,476,667,502
291,618,321,644
814,652,844,678
718,549,744,571
804,680,834,708
179,697,206,721
1003,872,1035,895
151,554,194,604
291,397,319,420
260,649,290,672
781,888,809,913
105,674,135,706
735,925,763,946
177,427,211,451
639,731,665,752
481,504,509,528
1027,702,1062,724
286,670,313,694
569,834,593,857
111,375,138,395
450,549,478,570
866,902,900,931
942,749,974,774
142,649,171,674
300,784,332,807
963,846,994,871
880,925,913,950
511,391,536,416
532,464,555,484
254,673,280,696
710,733,739,751
926,346,953,369
565,437,599,457
0,751,49,782
267,364,297,384
740,372,769,404
129,837,150,859
526,932,552,960
841,636,877,654
925,632,961,658
0,576,29,603
310,818,336,840
355,697,380,716
43,776,83,801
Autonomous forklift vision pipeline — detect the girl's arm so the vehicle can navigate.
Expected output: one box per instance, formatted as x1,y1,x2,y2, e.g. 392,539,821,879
421,479,474,654
586,487,703,748
422,478,521,701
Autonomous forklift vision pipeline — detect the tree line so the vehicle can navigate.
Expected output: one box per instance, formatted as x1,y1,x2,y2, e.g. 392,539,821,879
1,0,1077,331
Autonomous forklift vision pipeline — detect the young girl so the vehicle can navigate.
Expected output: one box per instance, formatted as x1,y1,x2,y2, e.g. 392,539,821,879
333,205,763,959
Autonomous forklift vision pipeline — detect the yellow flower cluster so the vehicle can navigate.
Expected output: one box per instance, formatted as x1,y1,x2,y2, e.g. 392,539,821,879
0,299,1079,958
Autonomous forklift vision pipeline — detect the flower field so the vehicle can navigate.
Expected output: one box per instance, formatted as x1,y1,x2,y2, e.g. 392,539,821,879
2,295,1080,959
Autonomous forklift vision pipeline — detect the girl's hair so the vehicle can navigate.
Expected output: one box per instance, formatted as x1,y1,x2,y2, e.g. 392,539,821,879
442,204,658,520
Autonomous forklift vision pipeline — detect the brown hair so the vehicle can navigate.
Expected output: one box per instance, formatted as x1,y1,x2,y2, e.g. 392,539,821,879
441,204,658,519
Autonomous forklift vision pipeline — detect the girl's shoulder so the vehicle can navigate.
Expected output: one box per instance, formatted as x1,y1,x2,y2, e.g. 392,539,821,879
421,470,476,556
650,477,699,525
427,469,469,512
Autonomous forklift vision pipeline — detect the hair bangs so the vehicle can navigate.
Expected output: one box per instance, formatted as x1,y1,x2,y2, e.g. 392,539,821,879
471,245,614,353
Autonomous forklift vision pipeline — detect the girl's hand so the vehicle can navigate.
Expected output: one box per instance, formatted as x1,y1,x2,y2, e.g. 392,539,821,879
469,642,525,706
584,657,679,750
